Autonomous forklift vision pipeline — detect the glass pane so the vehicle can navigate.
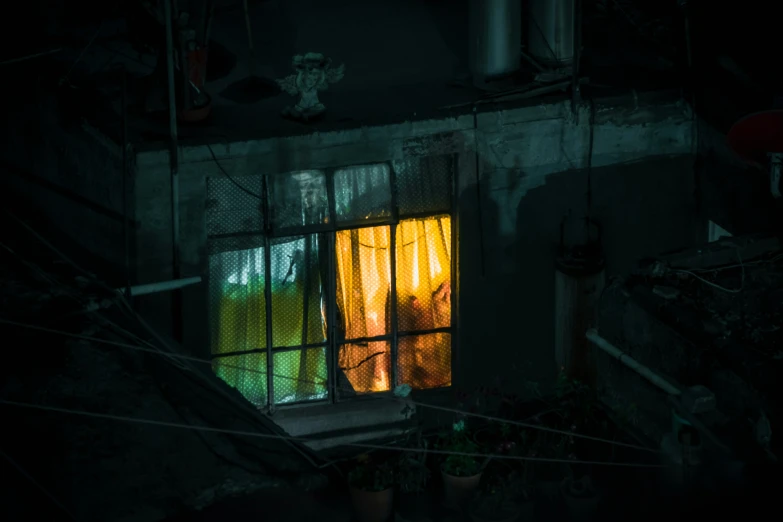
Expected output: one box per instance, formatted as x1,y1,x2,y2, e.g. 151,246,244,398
270,235,328,347
273,348,328,404
397,332,451,390
334,164,392,222
212,352,267,409
338,340,392,395
269,170,330,230
396,216,452,331
393,156,452,216
209,247,267,353
206,175,264,236
335,226,392,340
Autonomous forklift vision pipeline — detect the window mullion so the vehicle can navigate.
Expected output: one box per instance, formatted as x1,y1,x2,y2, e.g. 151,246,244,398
262,175,275,413
389,223,399,389
327,232,338,403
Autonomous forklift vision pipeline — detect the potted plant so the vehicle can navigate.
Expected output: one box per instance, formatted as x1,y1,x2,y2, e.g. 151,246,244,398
348,454,395,522
439,419,487,510
561,474,601,522
469,469,532,522
529,430,572,502
396,441,431,494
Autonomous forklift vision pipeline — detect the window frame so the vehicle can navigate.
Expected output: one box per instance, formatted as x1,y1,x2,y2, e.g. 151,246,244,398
206,156,458,412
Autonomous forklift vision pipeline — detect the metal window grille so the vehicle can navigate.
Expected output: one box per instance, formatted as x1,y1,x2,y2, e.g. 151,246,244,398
207,155,456,410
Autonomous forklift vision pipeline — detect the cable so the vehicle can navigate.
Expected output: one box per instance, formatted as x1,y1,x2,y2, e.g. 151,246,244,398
206,143,263,200
0,398,665,469
60,21,105,87
1,209,324,470
0,236,191,371
672,252,783,273
1,211,659,457
673,247,746,293
0,318,659,454
0,447,79,521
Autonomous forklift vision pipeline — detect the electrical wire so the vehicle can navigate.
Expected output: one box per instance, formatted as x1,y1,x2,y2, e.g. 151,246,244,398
672,247,746,293
206,143,264,200
1,210,660,463
0,398,665,469
0,446,79,521
0,317,659,454
1,208,325,469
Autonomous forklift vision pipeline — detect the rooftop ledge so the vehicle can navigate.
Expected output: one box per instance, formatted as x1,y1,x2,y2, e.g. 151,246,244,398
131,88,691,169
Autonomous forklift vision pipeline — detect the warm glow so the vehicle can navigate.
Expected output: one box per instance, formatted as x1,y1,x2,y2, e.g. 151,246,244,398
374,369,389,392
335,216,452,393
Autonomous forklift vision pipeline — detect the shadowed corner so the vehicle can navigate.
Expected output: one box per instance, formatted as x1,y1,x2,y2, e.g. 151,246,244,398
218,75,281,104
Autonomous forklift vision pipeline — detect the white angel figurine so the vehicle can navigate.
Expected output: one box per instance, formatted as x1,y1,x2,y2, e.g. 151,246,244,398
276,53,345,122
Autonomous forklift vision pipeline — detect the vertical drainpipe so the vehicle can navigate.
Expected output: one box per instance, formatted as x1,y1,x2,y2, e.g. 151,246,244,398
121,68,130,295
164,0,183,341
571,0,583,117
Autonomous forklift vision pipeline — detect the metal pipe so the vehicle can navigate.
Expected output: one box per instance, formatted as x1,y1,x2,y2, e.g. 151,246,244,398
0,48,62,66
120,276,202,297
528,0,576,67
121,68,130,293
571,0,582,116
164,0,182,341
468,0,521,81
586,328,681,396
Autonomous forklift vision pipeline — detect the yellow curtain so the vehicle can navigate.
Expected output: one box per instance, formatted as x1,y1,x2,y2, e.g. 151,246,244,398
210,241,327,407
212,215,453,404
395,216,452,389
212,273,268,407
335,226,392,393
333,216,452,393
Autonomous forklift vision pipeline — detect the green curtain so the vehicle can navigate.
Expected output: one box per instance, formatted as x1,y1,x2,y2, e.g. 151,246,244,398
209,237,327,407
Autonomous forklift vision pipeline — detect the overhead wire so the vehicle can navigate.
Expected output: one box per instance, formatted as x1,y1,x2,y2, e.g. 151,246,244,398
0,398,665,469
2,205,661,465
206,143,264,200
672,247,746,294
0,206,659,454
0,317,659,455
1,208,325,469
0,446,79,521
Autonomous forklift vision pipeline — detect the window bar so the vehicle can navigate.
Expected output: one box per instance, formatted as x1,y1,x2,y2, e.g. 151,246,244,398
389,223,399,389
262,174,275,413
389,163,400,389
210,341,329,359
296,234,313,402
450,154,459,385
326,168,339,402
327,233,338,403
389,161,400,224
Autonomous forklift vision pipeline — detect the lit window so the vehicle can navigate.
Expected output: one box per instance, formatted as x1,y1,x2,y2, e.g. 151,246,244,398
207,156,455,408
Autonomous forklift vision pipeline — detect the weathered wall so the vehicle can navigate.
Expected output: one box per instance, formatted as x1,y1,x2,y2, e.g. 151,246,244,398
133,91,700,400
0,92,130,283
460,97,700,396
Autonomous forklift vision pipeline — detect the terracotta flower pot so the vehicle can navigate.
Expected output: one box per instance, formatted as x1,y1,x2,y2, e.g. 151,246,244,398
536,479,562,503
442,470,483,510
561,476,601,522
349,487,394,522
469,499,529,522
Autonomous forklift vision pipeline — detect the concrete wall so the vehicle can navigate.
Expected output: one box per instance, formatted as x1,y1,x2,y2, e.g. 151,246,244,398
132,91,700,401
0,92,130,283
461,99,701,396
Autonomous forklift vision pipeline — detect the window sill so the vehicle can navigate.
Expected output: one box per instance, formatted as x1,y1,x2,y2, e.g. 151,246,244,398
270,388,454,452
